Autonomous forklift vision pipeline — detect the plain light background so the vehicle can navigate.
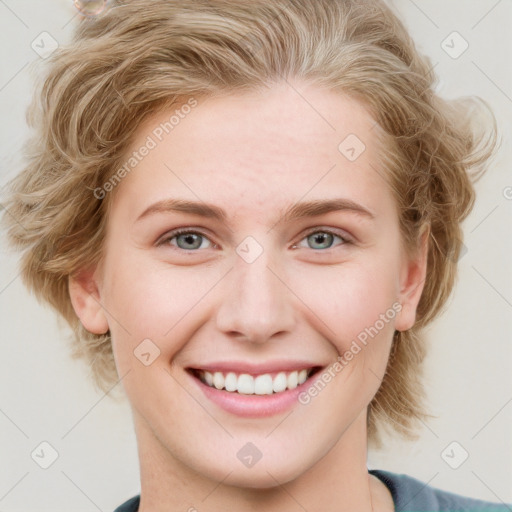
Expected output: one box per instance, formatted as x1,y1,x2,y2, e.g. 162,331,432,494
0,1,511,511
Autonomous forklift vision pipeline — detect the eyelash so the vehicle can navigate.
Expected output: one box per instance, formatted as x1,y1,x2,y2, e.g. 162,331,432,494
294,228,353,249
156,227,353,251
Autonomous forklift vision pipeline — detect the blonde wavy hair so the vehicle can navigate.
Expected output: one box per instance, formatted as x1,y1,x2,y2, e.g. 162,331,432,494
2,0,497,447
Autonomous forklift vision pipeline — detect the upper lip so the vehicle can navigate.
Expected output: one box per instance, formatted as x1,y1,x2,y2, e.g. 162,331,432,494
187,360,324,375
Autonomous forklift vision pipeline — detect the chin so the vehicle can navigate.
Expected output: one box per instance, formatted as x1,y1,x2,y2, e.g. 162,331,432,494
198,447,316,489
224,464,308,490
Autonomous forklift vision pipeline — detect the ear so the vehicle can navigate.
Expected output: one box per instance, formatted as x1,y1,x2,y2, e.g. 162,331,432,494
68,267,109,334
395,225,429,332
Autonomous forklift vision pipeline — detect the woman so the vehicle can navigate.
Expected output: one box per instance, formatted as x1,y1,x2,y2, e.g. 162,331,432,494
3,0,509,510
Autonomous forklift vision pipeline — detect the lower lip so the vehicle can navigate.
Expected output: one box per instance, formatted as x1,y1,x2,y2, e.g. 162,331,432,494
189,371,321,418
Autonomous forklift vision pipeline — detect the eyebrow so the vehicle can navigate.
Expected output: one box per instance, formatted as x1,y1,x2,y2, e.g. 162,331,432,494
135,197,375,224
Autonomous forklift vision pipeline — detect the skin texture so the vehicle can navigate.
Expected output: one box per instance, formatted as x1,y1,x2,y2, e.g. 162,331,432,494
70,79,427,512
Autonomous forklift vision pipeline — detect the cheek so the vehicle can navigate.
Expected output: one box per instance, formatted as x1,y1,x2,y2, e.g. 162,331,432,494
291,263,399,414
299,260,399,337
289,250,401,377
100,247,222,364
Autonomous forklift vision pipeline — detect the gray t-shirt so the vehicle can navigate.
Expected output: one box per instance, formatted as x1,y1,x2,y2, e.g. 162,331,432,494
113,469,512,511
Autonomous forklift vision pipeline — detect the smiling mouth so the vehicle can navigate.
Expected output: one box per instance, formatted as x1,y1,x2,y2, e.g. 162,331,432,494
188,367,322,396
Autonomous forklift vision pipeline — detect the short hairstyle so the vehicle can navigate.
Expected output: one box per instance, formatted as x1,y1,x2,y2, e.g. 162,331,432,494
2,0,497,447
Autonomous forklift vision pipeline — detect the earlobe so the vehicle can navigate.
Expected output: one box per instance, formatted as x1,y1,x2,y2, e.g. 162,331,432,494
68,268,109,335
395,225,429,332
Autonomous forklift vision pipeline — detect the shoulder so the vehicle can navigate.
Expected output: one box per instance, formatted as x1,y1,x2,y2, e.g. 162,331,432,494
370,469,511,512
113,495,140,512
112,473,511,512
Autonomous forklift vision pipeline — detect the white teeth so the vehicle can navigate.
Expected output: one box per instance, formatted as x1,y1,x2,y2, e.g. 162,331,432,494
287,371,298,390
273,372,287,393
198,368,314,395
254,374,273,395
213,372,224,390
224,372,238,392
237,374,254,394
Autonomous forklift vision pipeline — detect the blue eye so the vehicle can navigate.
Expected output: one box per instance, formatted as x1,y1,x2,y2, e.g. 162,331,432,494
157,228,350,252
297,230,349,250
159,230,213,250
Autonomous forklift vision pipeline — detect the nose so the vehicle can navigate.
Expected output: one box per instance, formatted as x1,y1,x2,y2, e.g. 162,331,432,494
214,248,296,344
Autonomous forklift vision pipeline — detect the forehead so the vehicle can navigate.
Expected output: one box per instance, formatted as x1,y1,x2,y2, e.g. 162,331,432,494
110,80,395,224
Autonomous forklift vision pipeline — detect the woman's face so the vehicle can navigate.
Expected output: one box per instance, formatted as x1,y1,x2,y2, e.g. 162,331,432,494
72,80,426,487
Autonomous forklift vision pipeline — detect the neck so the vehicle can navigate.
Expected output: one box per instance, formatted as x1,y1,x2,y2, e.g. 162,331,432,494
134,410,383,512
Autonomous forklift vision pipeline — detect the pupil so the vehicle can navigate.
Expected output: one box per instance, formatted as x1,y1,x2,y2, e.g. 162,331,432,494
312,232,332,249
180,233,200,249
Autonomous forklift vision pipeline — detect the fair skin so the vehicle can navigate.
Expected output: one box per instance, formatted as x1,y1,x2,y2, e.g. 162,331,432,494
70,79,427,512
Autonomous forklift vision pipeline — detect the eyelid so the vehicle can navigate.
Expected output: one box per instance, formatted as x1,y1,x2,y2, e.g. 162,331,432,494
293,226,353,249
156,228,216,248
156,226,354,251
299,226,353,242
